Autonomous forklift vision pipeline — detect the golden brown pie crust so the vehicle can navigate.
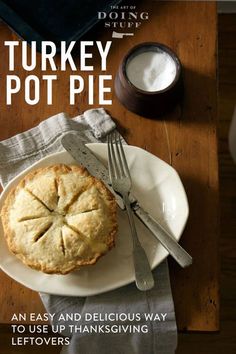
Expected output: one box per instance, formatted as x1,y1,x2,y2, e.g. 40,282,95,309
0,164,117,274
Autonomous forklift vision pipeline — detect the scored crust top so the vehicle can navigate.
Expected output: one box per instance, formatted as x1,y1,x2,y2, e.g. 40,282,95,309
0,164,117,274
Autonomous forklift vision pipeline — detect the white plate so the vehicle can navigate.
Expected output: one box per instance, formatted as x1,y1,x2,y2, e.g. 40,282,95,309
0,144,189,296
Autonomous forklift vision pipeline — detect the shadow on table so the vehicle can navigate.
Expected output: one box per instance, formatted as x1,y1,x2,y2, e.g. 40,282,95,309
169,172,219,332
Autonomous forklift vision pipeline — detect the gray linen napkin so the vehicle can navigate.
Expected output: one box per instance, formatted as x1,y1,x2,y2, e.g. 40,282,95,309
0,108,177,354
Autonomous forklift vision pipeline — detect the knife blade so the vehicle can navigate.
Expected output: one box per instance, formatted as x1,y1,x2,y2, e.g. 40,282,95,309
61,132,192,268
61,132,125,210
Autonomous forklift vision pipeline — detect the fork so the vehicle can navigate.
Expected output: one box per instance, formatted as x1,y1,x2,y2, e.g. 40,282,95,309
108,131,155,291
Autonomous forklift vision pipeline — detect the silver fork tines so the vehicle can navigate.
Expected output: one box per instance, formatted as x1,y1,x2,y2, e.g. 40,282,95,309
108,131,154,291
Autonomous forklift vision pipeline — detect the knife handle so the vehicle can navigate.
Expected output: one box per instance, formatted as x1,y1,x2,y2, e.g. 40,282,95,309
133,206,193,268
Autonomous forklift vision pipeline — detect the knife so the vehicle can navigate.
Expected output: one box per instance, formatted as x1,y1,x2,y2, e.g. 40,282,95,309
61,132,193,268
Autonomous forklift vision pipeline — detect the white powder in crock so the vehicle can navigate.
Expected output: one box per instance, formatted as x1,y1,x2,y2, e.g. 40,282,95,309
126,50,177,92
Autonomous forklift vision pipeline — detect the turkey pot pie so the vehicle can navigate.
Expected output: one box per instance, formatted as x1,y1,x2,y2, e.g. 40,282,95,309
0,164,117,274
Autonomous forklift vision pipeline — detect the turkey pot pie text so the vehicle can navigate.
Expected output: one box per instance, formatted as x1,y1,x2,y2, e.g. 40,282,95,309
0,165,117,274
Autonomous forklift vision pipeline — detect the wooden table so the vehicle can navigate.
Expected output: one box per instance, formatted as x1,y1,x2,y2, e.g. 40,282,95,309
0,1,219,332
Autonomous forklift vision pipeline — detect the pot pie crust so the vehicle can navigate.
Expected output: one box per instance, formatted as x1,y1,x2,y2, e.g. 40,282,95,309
0,164,117,274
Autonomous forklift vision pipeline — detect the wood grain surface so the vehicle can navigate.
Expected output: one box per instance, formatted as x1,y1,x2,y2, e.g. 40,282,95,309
0,1,219,332
177,13,236,353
